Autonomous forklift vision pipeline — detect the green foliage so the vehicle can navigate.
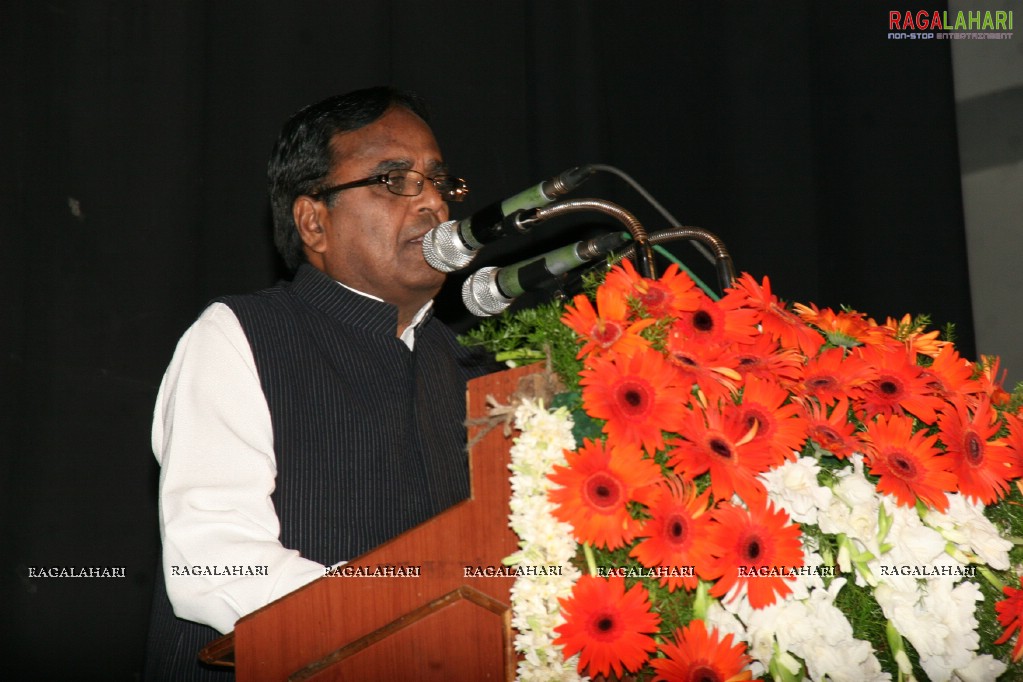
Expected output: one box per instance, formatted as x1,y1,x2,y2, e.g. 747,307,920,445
1008,381,1023,415
942,322,958,346
553,390,605,444
833,581,898,671
459,299,584,390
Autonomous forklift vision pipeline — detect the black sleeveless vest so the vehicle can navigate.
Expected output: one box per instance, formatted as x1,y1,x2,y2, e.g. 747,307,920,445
143,265,491,680
221,264,477,562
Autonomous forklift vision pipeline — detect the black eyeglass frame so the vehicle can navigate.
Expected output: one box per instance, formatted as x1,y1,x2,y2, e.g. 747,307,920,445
309,168,469,202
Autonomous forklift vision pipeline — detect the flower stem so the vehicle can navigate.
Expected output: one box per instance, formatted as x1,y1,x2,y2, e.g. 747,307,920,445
583,543,597,576
693,580,710,621
977,564,1006,592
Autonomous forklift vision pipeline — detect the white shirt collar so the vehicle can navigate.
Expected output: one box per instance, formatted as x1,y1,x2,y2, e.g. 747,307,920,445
335,281,433,350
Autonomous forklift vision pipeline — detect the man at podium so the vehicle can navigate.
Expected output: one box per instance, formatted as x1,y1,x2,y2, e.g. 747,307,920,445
143,87,493,680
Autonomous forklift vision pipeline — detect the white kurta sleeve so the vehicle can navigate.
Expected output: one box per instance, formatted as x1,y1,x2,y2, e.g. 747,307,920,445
153,302,326,634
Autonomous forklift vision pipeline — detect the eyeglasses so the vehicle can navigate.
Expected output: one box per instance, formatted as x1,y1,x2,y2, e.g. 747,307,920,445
310,169,469,203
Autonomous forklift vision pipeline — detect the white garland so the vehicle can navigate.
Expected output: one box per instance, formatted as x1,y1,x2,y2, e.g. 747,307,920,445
506,399,584,681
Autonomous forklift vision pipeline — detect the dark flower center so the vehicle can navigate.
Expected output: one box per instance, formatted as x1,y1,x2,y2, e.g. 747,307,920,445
878,377,901,397
690,664,722,682
708,437,733,460
964,431,984,465
588,612,620,641
615,380,651,417
807,376,837,391
810,425,841,448
887,452,917,478
745,537,762,560
665,514,688,545
672,352,698,367
692,310,714,332
743,408,768,438
585,472,624,511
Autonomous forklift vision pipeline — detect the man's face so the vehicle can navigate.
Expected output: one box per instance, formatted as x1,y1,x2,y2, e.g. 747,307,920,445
303,106,449,312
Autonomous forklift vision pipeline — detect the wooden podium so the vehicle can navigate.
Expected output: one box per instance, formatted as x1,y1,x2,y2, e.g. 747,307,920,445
199,364,540,681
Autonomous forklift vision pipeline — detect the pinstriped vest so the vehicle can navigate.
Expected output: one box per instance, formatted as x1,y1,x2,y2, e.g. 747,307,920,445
143,266,490,681
220,264,480,564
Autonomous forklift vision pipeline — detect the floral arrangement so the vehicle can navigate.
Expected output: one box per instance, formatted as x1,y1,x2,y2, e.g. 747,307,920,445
463,260,1023,681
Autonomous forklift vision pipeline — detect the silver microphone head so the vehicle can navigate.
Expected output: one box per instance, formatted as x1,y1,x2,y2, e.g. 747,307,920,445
461,266,513,317
422,220,477,273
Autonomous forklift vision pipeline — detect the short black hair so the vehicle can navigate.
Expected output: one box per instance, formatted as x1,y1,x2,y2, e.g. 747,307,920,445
267,87,431,271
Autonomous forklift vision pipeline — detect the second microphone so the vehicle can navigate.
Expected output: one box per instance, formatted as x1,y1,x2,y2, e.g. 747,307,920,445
461,232,628,317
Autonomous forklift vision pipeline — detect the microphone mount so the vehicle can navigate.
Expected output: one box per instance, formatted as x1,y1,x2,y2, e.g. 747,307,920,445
615,226,736,292
512,198,658,279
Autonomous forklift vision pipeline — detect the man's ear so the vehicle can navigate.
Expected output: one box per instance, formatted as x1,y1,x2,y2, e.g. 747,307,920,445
293,195,329,254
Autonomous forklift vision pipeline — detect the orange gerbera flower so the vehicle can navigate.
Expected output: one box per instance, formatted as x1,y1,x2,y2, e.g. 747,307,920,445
548,438,662,549
798,346,875,406
554,575,661,679
939,396,1019,504
722,273,824,357
882,313,949,358
562,286,657,359
630,479,714,592
651,620,753,682
667,400,776,505
736,375,808,463
673,290,759,347
1006,413,1023,474
582,348,690,454
604,259,701,318
856,345,946,425
703,500,804,608
995,581,1023,662
976,355,1013,408
800,397,860,459
726,333,804,387
794,302,888,348
860,413,956,512
921,344,982,402
664,330,742,404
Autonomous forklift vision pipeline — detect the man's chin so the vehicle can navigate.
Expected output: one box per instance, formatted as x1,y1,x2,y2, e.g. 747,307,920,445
404,266,446,297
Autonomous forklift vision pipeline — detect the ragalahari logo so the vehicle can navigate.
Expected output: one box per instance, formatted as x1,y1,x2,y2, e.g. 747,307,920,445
888,9,1013,40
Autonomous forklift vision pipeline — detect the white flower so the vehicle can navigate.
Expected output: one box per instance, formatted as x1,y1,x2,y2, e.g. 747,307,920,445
916,579,985,682
951,653,1008,682
721,546,888,681
876,575,987,682
760,456,833,525
818,457,883,552
736,578,888,681
923,493,1012,571
880,498,949,565
505,399,582,681
795,582,889,682
817,458,886,586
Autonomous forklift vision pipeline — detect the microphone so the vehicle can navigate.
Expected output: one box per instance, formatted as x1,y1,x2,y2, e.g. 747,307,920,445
461,232,628,317
422,165,595,272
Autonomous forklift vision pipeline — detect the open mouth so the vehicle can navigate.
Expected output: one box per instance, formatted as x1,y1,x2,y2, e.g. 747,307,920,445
408,224,438,245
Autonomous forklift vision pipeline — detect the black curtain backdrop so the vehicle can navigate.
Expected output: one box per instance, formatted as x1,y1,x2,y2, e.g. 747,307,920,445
1,1,972,678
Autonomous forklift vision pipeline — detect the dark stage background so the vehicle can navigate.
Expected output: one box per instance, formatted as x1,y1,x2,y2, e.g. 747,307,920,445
2,1,975,678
